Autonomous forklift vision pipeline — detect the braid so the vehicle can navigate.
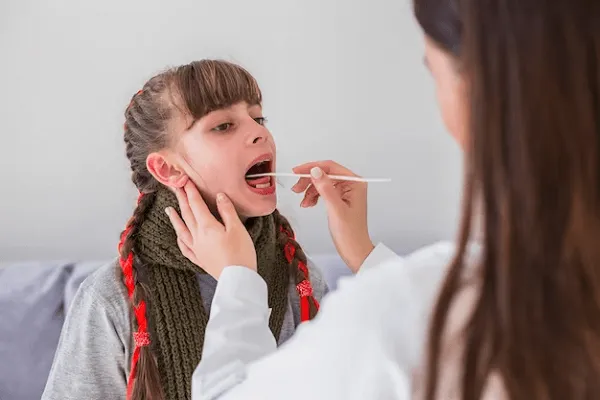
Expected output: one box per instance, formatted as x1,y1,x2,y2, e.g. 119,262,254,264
120,87,167,400
272,209,319,321
118,192,164,400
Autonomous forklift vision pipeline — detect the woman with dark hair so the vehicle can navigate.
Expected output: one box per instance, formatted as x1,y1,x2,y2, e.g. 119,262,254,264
171,0,600,398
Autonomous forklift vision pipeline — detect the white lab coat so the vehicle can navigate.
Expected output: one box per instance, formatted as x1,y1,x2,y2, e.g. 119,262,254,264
191,241,469,400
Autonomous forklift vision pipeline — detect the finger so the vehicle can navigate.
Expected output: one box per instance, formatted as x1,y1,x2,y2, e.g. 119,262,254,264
300,181,344,207
306,195,320,207
301,194,320,208
293,160,357,177
291,177,312,193
216,193,243,231
301,185,320,207
183,181,218,228
177,237,200,266
165,207,193,244
174,187,196,231
292,160,333,175
291,161,348,193
302,181,342,207
308,167,346,211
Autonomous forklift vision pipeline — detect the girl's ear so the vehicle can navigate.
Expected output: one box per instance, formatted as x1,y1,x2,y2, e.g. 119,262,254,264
146,152,189,188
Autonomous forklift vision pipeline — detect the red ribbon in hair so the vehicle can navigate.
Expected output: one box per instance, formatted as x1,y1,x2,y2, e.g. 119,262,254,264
279,226,320,322
118,192,151,400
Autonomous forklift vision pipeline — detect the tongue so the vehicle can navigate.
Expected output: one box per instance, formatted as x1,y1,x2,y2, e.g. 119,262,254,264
246,176,270,187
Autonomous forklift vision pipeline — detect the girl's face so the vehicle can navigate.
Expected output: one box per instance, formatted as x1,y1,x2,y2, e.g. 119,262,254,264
423,36,469,148
148,101,277,218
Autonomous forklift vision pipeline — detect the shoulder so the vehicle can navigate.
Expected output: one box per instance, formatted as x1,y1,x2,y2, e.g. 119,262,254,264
70,260,131,335
78,260,128,304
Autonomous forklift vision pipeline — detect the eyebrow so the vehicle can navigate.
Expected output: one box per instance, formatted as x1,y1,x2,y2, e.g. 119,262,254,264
185,102,262,130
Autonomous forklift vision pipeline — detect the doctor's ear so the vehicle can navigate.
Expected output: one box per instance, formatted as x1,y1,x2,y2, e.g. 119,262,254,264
146,152,189,188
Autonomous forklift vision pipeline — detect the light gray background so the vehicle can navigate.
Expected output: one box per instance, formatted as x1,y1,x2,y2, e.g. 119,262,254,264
0,0,462,261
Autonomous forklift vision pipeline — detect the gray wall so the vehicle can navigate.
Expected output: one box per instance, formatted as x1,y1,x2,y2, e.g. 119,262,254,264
0,0,462,262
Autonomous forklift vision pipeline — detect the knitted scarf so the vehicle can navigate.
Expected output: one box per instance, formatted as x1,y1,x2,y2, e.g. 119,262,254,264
131,189,290,400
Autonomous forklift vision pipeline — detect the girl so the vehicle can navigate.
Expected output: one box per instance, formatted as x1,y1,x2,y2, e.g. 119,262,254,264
41,59,329,400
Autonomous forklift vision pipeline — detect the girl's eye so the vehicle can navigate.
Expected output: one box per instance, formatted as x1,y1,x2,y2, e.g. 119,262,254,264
254,117,267,126
213,123,232,132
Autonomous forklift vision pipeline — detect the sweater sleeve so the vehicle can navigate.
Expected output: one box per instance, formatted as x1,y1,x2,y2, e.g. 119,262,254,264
41,279,129,400
306,257,329,300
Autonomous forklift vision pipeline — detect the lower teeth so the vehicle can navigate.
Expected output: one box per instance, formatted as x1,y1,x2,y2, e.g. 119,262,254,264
255,183,270,189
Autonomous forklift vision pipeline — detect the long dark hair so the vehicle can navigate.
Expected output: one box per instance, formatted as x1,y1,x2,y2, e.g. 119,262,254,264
415,0,600,398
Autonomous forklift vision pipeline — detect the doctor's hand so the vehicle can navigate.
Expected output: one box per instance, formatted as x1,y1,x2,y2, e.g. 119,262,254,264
292,160,374,273
165,181,257,279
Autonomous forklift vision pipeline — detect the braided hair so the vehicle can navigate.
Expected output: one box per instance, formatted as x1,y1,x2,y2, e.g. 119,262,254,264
273,210,320,320
120,79,170,399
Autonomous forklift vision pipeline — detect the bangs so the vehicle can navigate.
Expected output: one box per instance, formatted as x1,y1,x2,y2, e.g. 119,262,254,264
172,60,262,120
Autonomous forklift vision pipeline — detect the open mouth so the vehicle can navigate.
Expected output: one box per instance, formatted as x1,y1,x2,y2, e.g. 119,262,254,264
245,156,275,195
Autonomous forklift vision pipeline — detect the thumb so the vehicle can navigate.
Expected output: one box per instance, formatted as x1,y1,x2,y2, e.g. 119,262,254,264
309,167,345,211
216,193,242,230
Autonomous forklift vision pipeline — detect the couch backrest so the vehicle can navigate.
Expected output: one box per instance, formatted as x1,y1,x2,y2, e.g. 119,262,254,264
0,261,105,400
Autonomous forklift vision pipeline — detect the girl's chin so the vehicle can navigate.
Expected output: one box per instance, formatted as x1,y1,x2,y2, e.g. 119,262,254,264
236,199,277,220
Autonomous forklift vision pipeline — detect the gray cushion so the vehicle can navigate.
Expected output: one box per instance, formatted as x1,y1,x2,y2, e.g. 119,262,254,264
0,261,103,400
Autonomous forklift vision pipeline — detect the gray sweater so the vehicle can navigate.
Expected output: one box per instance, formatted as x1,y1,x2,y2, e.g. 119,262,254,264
41,260,328,400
